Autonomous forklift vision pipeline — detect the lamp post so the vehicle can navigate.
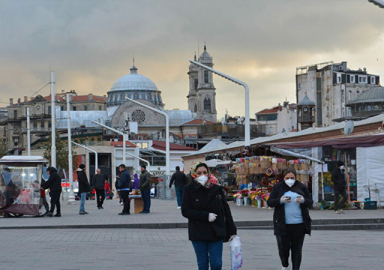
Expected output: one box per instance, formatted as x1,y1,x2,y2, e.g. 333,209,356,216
26,107,31,156
125,97,169,176
51,71,56,168
125,152,151,172
189,60,250,148
125,97,170,199
66,93,75,204
90,120,128,166
72,141,98,174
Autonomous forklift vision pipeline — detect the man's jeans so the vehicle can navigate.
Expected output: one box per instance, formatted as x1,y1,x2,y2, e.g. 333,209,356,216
141,189,151,213
191,240,223,270
334,189,347,211
175,186,184,207
79,192,87,212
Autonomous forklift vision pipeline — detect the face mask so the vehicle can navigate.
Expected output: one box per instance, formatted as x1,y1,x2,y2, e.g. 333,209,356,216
196,175,208,186
285,179,296,188
340,166,345,170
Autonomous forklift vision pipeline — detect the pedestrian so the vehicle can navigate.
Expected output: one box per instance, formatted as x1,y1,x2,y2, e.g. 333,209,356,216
118,164,132,215
182,162,237,270
104,180,111,199
92,168,105,209
139,164,151,214
77,164,90,215
115,174,123,205
132,173,140,190
267,167,313,270
41,167,62,217
169,166,187,209
332,161,347,214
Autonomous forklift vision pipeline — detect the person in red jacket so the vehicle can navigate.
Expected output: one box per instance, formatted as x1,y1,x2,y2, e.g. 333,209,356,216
104,180,111,199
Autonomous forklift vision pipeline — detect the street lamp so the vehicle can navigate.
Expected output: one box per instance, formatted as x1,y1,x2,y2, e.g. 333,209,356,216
189,60,251,148
125,152,151,172
90,120,128,166
26,108,31,156
51,71,56,168
124,97,170,176
66,93,75,204
368,0,384,8
72,141,98,174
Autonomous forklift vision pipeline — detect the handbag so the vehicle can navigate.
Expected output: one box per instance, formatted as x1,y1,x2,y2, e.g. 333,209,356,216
230,236,243,270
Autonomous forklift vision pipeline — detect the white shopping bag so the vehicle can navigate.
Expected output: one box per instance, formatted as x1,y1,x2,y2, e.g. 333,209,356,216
230,236,243,270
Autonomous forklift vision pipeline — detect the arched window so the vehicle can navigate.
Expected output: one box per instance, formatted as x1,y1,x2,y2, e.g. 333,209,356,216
134,92,139,99
204,97,211,111
360,105,365,111
121,93,125,100
194,79,198,90
367,105,372,111
204,70,209,84
147,93,152,100
374,105,379,111
194,104,197,112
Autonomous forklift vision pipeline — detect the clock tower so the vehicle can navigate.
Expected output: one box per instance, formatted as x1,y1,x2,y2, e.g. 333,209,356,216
297,94,316,131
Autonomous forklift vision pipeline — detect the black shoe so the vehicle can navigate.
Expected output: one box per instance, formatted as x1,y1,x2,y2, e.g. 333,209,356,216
118,212,130,215
98,207,101,209
139,211,149,214
54,213,61,217
79,212,86,215
84,211,89,214
46,213,53,217
100,206,104,209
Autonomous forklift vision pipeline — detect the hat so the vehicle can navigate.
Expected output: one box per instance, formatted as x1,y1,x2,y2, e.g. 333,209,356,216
337,161,344,167
79,164,86,169
141,164,146,169
46,167,57,173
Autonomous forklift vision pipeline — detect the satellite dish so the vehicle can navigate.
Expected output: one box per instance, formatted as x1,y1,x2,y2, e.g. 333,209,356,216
343,121,354,135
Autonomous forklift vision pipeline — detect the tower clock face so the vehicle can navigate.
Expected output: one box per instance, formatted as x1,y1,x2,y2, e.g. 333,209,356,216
131,109,146,124
303,107,308,112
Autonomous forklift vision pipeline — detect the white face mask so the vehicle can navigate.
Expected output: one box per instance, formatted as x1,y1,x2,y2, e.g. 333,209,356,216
340,166,345,170
196,175,208,186
285,179,296,188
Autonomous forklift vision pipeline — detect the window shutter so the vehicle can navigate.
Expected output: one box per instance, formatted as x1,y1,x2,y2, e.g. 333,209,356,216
342,74,346,84
367,76,371,84
346,74,350,83
333,73,337,85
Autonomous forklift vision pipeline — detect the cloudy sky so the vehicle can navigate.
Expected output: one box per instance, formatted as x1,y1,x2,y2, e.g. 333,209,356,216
1,0,384,119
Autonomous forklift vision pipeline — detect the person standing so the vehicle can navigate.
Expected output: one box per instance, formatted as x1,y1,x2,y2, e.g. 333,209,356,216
267,167,313,270
41,167,62,217
104,180,111,199
169,166,187,209
332,161,347,214
92,168,105,209
115,174,123,205
182,162,237,270
118,164,132,215
77,164,90,215
139,165,151,214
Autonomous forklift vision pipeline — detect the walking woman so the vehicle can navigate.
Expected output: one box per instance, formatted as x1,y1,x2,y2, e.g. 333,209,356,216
182,162,237,270
267,167,313,270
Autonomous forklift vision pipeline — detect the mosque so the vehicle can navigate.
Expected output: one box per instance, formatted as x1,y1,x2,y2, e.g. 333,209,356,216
104,45,217,141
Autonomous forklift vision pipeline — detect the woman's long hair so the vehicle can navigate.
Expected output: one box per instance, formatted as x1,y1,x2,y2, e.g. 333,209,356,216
281,167,297,179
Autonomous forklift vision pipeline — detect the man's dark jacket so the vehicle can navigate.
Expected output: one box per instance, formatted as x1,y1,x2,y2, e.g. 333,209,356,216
41,168,62,192
169,171,187,188
77,169,90,193
139,170,151,190
332,168,346,192
92,173,105,190
119,170,132,189
267,181,313,236
182,182,237,242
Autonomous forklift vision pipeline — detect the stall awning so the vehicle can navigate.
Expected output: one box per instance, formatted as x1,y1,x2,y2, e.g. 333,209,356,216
270,133,384,149
270,146,324,164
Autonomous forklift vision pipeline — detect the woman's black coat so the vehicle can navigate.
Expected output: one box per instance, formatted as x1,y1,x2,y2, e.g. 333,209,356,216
77,169,90,193
267,181,313,236
182,181,237,242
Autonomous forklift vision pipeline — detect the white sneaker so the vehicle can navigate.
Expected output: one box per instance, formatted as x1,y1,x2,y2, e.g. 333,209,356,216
282,267,289,270
177,206,181,209
339,209,345,213
334,210,341,214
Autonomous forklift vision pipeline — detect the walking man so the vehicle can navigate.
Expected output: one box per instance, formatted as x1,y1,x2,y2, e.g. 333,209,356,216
41,167,62,217
118,164,132,215
169,166,187,209
332,161,347,214
92,168,105,209
139,165,151,214
77,164,90,215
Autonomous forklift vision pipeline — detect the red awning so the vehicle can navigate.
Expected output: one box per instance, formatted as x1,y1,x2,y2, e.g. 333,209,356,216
269,133,384,149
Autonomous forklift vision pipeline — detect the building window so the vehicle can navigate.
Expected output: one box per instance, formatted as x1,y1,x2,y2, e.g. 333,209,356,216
41,121,45,128
374,105,379,111
204,70,209,84
194,104,197,112
73,106,77,111
61,106,64,111
99,106,102,110
371,76,376,84
48,106,51,114
121,93,125,100
359,76,367,83
13,110,17,119
367,105,372,111
147,93,152,100
298,82,301,89
204,97,211,111
194,79,198,90
134,92,139,99
350,75,355,83
48,121,51,128
33,121,37,129
84,106,88,111
359,105,365,111
337,74,341,83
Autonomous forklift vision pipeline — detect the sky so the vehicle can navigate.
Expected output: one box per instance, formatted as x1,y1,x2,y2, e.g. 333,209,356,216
1,0,384,120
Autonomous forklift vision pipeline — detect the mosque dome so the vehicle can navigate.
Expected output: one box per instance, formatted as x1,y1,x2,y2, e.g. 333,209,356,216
107,65,163,108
